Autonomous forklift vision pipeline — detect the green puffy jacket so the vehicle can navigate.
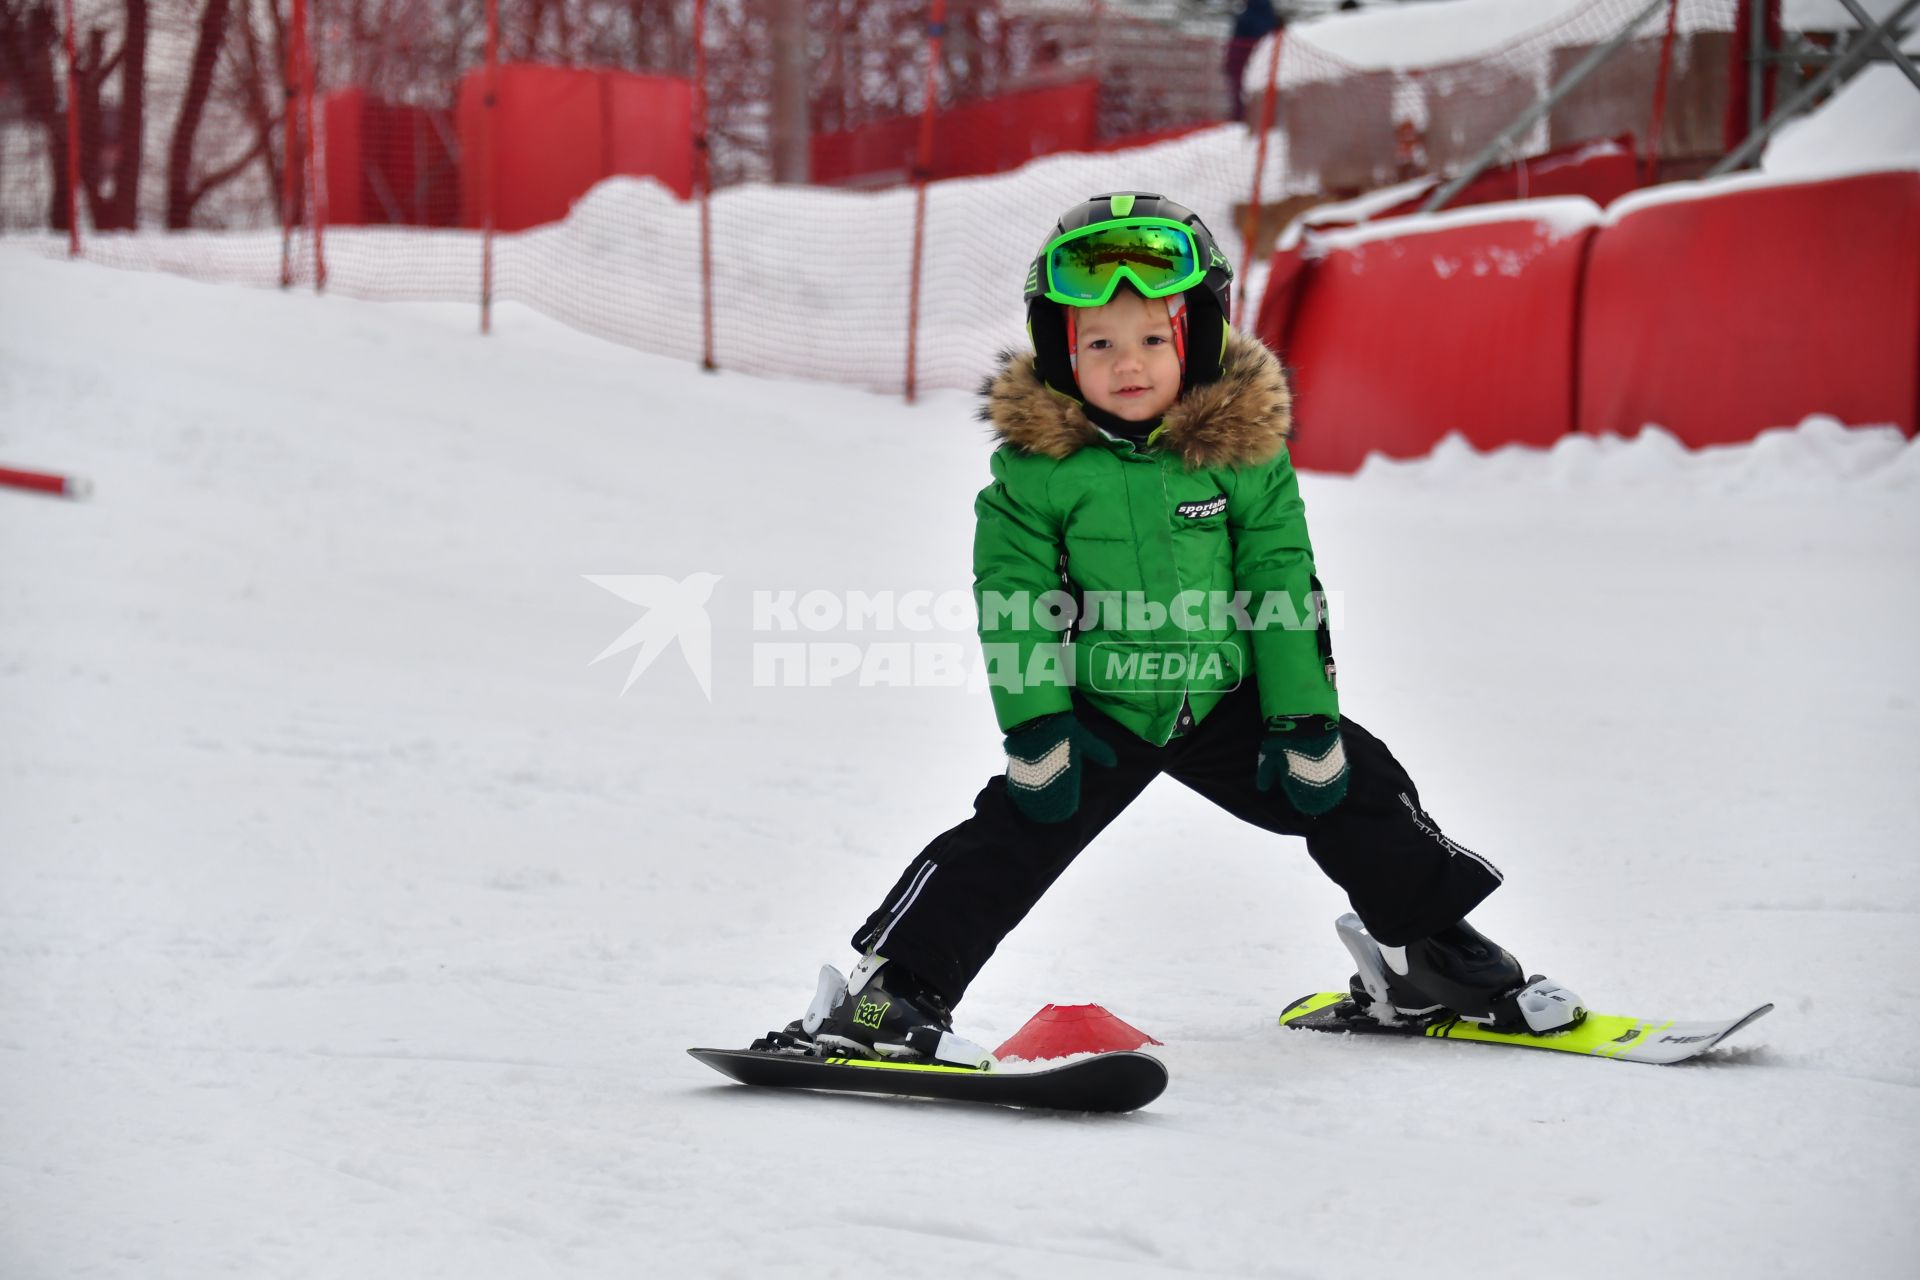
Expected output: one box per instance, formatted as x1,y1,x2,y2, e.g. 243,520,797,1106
974,331,1337,746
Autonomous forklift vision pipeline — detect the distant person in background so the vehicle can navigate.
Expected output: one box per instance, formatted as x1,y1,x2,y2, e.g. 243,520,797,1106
1226,1,1285,123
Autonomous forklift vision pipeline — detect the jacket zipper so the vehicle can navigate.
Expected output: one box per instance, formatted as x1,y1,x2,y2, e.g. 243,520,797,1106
1154,455,1191,747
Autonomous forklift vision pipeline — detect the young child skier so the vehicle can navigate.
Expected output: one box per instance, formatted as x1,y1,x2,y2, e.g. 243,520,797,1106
762,193,1583,1068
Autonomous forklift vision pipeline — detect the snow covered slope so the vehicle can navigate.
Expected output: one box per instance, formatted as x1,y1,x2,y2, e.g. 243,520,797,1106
3,247,1917,1279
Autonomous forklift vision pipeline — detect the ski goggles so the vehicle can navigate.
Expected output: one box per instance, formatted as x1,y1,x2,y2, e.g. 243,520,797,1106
1041,217,1209,308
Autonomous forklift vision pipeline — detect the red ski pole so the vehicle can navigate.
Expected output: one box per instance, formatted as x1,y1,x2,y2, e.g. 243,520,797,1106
0,465,92,499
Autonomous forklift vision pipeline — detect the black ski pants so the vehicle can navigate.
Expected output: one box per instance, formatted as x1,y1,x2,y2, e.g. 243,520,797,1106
851,681,1504,1007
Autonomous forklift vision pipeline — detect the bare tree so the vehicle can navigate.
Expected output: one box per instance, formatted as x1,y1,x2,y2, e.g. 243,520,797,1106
76,0,147,228
0,0,155,230
166,0,234,226
0,0,73,227
231,0,284,211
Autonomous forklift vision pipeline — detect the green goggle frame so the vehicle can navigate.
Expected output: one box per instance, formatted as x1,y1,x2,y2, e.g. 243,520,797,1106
1041,216,1208,308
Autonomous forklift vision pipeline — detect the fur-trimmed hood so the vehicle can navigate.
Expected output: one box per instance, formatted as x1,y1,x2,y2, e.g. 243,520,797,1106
977,330,1292,470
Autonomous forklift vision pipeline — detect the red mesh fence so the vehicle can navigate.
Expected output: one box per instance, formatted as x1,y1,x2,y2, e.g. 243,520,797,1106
2,0,1793,396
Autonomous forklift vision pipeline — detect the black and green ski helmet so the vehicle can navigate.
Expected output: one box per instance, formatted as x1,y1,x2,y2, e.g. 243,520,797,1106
1023,191,1235,401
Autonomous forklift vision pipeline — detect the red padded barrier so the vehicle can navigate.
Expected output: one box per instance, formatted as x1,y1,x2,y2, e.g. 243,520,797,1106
1371,137,1642,220
458,66,599,231
810,118,918,187
1252,242,1309,353
1279,210,1600,473
324,90,460,227
951,80,1099,173
1092,122,1215,152
456,64,692,232
1579,170,1920,443
325,90,368,226
811,81,1100,186
602,71,695,199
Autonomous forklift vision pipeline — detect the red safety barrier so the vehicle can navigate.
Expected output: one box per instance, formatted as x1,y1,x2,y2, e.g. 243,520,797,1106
1092,122,1217,152
455,64,693,232
323,90,461,227
813,80,1100,186
1278,207,1601,473
603,71,695,197
1370,136,1643,220
1579,170,1920,443
1252,241,1311,354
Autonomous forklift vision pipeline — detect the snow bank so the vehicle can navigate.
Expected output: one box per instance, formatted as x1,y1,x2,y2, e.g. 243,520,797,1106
1296,194,1603,253
1356,416,1919,492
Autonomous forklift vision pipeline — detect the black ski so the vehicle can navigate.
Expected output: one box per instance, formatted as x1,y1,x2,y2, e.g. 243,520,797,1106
688,1047,1167,1113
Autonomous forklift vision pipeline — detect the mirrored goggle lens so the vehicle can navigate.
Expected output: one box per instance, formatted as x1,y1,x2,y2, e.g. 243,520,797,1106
1046,223,1203,304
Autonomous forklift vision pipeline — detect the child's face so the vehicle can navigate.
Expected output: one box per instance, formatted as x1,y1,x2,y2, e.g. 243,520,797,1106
1074,290,1182,423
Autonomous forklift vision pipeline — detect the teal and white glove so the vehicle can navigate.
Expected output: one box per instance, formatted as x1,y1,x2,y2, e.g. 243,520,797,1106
1003,712,1118,824
1256,715,1349,816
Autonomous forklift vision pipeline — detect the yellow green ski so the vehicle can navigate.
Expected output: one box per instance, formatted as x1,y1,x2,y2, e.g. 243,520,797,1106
1279,991,1772,1065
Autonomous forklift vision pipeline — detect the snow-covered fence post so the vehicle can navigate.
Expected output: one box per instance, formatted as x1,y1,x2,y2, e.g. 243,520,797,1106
903,0,948,403
480,0,499,335
694,0,716,372
300,0,326,293
280,0,299,287
281,0,320,289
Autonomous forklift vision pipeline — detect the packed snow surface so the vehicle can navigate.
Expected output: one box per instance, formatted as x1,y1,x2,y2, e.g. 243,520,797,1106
3,248,1918,1279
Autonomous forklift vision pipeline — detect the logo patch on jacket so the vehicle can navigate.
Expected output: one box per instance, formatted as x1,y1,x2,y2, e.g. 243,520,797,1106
1176,496,1227,520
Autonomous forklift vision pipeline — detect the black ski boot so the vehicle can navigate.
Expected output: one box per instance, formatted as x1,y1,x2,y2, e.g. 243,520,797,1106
755,957,994,1068
1335,913,1584,1033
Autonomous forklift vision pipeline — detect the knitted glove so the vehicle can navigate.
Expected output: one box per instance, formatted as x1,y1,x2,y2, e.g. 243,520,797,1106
1003,712,1118,824
1256,715,1349,816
